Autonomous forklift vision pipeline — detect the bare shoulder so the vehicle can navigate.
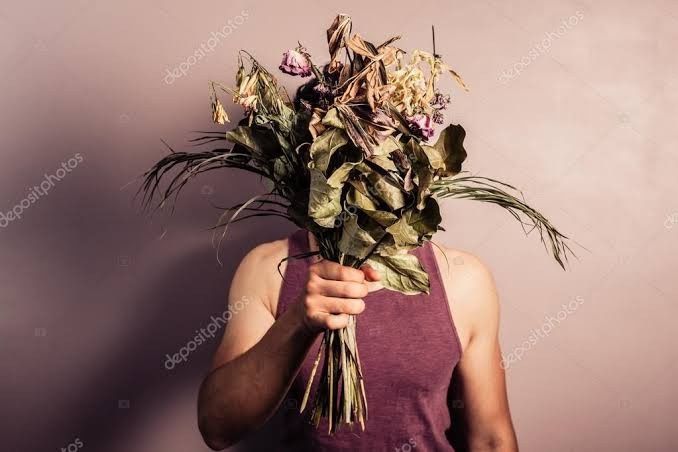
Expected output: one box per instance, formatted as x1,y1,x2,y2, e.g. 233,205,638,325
230,237,289,314
432,244,496,293
431,243,500,346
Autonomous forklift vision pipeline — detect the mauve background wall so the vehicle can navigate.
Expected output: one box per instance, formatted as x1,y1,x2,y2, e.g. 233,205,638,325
1,0,676,451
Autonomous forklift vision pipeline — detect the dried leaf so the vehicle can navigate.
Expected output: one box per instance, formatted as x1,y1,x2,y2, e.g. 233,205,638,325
347,185,378,210
364,171,406,210
366,253,430,294
422,124,467,177
371,136,401,157
308,168,342,228
211,98,229,124
327,161,359,188
322,107,345,129
309,128,349,172
386,215,419,247
338,214,377,259
327,14,352,66
225,125,278,159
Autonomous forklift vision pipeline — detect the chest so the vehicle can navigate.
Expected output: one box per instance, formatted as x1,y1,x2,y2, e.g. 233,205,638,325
296,289,460,402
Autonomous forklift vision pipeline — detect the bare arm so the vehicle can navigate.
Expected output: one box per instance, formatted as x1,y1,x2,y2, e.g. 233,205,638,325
197,241,378,450
440,250,518,451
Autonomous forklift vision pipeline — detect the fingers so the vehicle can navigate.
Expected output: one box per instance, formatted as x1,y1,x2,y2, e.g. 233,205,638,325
306,274,367,297
304,296,364,330
360,264,381,282
325,314,350,330
310,261,365,283
320,297,365,315
304,261,373,332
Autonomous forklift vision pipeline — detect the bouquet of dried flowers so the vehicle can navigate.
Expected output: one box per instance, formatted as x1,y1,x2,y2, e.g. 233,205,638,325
140,14,573,433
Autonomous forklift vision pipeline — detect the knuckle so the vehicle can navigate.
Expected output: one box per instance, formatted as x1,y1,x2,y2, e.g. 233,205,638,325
337,267,350,281
305,276,319,295
303,294,316,311
338,266,362,282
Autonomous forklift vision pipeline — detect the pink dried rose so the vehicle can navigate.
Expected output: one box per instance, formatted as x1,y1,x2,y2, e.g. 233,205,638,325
279,49,312,77
408,114,435,140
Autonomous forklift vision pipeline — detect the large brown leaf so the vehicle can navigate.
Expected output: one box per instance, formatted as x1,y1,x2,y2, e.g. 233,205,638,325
366,253,430,294
338,214,377,259
309,128,349,173
422,124,467,177
308,169,342,228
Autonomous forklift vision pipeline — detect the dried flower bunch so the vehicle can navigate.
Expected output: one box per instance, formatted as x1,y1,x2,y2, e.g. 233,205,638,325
141,14,573,434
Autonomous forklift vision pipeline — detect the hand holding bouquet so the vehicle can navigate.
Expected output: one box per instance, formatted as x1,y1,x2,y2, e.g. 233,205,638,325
141,14,573,433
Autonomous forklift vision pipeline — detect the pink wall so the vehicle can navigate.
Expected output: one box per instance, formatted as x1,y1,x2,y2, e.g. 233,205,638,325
1,0,676,451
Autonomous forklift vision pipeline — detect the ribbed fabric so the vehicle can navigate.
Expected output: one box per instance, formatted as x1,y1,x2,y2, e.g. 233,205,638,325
275,230,462,451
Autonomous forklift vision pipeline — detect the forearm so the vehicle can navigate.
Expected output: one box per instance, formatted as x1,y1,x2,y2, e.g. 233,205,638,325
468,422,518,452
198,304,318,450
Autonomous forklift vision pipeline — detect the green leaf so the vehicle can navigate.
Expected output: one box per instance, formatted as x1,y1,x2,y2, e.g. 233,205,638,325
347,185,398,227
371,136,401,156
366,253,430,295
422,124,467,177
369,155,397,171
363,209,398,227
347,184,378,210
386,216,420,247
406,197,442,238
225,125,279,159
309,128,348,173
322,108,345,129
338,215,377,259
364,171,406,210
308,168,343,228
327,161,359,188
405,138,434,209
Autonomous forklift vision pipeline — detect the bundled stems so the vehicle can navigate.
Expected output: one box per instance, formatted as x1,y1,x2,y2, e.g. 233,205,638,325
299,247,370,433
301,315,367,433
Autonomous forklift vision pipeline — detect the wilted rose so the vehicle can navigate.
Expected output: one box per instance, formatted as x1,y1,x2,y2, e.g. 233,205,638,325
408,114,434,140
279,49,312,77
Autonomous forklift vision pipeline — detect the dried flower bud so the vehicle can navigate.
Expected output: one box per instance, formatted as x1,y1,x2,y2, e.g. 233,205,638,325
211,98,229,124
430,92,451,109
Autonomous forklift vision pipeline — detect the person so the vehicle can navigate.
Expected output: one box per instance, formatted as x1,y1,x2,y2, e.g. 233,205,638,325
197,229,518,451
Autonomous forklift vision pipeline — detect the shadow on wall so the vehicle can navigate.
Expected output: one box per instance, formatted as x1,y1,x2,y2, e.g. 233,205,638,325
24,169,295,451
90,224,294,452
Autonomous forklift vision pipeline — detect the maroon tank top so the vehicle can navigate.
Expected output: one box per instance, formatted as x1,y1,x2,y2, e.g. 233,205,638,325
275,230,462,451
